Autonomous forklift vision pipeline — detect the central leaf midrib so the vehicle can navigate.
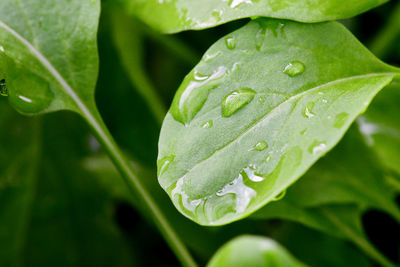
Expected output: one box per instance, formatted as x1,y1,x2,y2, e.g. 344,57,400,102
172,72,397,186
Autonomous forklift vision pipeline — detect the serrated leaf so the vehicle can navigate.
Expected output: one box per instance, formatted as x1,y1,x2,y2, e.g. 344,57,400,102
158,18,400,226
0,0,99,116
207,235,306,267
122,0,388,33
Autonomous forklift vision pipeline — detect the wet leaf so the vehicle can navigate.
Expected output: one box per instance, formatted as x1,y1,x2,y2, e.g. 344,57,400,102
158,18,400,225
121,0,388,33
0,0,100,116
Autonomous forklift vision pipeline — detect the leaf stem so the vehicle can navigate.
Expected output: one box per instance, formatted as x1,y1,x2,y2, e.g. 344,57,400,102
84,106,198,267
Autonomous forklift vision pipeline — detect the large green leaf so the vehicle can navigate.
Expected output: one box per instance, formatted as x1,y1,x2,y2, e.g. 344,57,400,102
207,235,306,267
0,100,135,266
0,0,99,116
121,0,388,33
357,84,400,178
158,18,400,226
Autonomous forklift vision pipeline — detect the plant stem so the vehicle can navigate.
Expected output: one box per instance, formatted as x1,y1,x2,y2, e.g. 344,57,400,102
84,106,198,267
369,2,400,59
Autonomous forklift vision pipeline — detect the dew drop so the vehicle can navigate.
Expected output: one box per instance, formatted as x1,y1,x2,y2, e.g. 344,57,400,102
229,0,253,8
252,141,268,151
157,155,175,176
333,112,349,129
272,189,286,201
216,174,256,213
308,140,327,155
211,10,222,22
255,28,267,51
283,61,305,77
0,46,4,52
193,70,209,81
202,51,221,63
222,88,256,117
0,79,8,97
322,99,328,103
170,66,228,124
225,37,236,50
171,178,202,213
201,120,213,129
242,165,265,182
265,153,272,163
303,102,315,119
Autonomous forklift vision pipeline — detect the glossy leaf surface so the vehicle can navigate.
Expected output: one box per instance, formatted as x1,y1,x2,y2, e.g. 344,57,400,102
0,0,100,115
122,0,388,33
207,235,306,267
158,18,400,225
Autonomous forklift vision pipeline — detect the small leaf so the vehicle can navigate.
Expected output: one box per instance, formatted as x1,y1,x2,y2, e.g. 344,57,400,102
121,0,388,33
207,235,306,267
158,19,400,225
0,0,100,116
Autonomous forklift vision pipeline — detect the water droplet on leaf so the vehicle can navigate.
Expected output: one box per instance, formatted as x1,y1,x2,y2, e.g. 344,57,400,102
8,73,54,114
303,102,315,118
252,141,268,151
202,51,221,63
216,174,256,213
242,165,265,182
157,155,175,176
229,0,253,8
283,61,305,77
211,10,222,22
272,189,286,201
225,37,236,50
222,88,256,117
333,112,349,129
201,120,213,128
170,66,228,124
308,140,326,155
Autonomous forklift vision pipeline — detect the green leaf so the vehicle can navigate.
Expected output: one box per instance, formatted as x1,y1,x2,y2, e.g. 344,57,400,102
358,84,400,178
121,0,388,33
273,223,373,267
0,0,100,115
207,235,306,267
0,101,135,266
252,129,399,266
158,18,400,226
